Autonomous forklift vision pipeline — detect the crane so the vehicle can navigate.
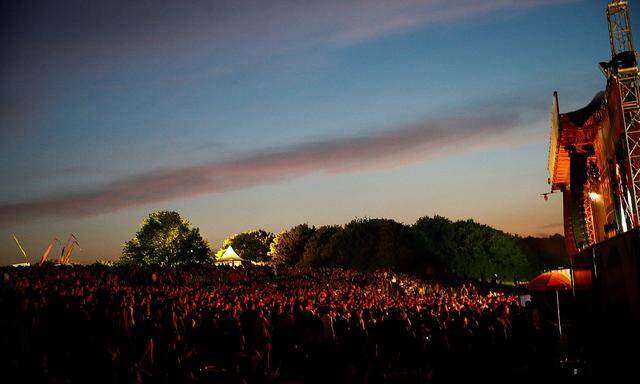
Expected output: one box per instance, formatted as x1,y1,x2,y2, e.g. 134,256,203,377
59,234,81,264
12,235,60,265
12,234,29,261
39,237,59,265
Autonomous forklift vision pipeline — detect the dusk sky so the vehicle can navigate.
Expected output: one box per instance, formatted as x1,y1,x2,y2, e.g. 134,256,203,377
1,0,633,264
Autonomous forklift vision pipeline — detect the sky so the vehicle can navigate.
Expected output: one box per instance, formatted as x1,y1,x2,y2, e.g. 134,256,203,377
0,0,634,264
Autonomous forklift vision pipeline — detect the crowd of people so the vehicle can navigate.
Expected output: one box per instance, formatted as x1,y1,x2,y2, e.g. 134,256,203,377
1,265,561,383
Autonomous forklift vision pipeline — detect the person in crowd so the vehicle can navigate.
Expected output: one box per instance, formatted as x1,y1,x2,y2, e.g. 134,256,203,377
0,265,549,383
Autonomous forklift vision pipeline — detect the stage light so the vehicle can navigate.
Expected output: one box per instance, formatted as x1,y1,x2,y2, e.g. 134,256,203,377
588,192,601,201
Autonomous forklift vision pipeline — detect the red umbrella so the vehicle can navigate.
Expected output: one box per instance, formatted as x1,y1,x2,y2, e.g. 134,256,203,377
528,270,572,338
528,270,572,291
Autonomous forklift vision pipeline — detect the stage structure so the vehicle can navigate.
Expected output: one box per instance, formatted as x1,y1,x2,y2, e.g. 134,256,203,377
548,3,640,378
549,1,640,255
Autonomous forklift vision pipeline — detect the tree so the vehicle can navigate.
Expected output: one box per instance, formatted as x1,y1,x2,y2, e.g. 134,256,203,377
413,216,534,281
375,219,427,271
317,219,384,270
216,229,275,262
449,219,531,281
120,211,210,266
413,215,456,267
518,234,568,274
269,224,316,265
300,219,426,271
300,225,340,266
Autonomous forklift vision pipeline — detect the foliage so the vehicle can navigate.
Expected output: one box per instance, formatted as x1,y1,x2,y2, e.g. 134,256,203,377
413,217,535,280
298,216,545,280
413,215,456,268
518,234,568,272
120,211,210,266
216,229,275,262
300,225,340,266
441,219,531,280
93,259,116,267
299,219,428,271
118,210,563,279
269,224,316,265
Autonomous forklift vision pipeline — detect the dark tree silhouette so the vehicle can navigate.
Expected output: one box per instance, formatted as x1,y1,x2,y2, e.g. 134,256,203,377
300,216,538,280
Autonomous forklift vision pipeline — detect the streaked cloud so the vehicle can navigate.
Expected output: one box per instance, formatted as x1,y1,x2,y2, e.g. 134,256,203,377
327,0,577,45
0,112,523,224
2,0,576,80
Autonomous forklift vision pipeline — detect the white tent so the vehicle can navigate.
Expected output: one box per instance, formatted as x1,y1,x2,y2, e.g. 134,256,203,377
11,262,30,267
215,246,245,267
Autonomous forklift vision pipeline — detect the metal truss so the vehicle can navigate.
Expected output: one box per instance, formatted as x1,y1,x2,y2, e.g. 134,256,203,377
583,192,597,245
608,1,640,226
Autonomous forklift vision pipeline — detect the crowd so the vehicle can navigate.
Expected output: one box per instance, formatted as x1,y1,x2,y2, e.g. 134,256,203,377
1,265,560,383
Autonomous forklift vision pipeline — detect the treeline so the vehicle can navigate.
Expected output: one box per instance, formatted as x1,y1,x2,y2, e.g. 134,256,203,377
119,211,567,281
218,216,567,281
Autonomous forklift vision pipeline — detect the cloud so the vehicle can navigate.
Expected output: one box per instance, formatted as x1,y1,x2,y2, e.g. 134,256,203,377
2,0,577,81
327,0,577,45
0,112,523,224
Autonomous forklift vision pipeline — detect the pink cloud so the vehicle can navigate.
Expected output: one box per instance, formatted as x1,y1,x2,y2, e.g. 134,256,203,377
0,112,522,224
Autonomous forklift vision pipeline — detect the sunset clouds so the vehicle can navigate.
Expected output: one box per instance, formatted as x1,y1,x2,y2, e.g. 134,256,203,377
0,112,521,224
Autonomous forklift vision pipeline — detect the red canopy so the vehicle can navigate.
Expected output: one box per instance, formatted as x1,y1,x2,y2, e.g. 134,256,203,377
528,270,571,291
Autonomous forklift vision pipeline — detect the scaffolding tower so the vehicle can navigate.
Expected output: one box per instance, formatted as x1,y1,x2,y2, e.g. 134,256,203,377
607,1,640,227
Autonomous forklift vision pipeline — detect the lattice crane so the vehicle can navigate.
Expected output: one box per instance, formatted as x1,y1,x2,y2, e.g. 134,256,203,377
12,235,59,265
59,234,81,264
